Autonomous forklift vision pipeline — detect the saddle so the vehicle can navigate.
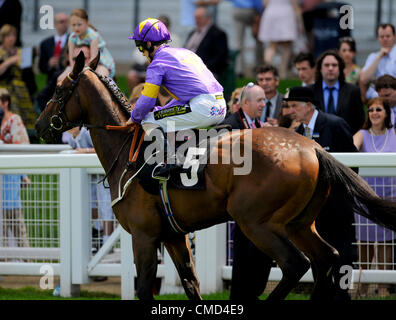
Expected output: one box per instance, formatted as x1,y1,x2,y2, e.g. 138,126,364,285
130,124,232,195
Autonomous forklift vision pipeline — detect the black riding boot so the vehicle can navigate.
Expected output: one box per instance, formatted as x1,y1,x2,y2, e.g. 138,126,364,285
152,128,182,180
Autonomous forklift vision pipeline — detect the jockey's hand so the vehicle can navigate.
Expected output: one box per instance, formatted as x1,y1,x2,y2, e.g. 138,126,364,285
126,118,135,126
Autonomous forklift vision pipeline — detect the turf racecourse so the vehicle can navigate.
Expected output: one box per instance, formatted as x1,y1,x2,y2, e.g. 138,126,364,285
1,286,396,300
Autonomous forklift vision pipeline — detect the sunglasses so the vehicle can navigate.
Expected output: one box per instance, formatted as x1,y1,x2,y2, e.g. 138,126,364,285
135,40,144,52
239,82,255,103
368,107,385,113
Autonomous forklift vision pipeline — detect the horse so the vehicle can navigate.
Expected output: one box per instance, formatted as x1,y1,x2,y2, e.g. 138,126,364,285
36,51,396,300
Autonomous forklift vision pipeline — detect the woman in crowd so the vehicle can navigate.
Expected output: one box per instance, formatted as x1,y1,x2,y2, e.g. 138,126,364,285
0,24,36,133
338,36,361,85
0,88,30,249
258,0,303,78
227,87,242,115
353,97,396,297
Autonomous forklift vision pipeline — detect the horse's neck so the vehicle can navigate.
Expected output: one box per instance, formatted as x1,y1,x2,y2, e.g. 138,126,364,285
82,77,131,182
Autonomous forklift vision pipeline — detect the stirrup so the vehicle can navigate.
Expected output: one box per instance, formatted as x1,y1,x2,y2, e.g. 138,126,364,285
152,162,170,181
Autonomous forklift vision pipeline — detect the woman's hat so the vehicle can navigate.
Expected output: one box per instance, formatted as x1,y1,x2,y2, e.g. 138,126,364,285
283,86,319,106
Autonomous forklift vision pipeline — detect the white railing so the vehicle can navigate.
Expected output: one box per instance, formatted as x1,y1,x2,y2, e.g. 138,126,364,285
0,151,396,299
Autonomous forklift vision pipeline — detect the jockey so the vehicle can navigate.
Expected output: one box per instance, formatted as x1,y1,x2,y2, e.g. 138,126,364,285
126,18,227,178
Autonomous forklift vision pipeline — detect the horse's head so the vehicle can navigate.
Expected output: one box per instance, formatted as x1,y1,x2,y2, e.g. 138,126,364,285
35,51,100,143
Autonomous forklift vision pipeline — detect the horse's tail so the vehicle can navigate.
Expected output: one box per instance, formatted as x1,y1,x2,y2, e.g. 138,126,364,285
315,148,396,231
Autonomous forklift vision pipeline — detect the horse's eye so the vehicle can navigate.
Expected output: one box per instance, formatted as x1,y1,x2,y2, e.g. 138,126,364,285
55,87,62,96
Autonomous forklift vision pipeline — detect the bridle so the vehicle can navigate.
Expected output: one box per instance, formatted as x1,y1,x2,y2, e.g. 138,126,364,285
44,66,140,187
45,68,89,134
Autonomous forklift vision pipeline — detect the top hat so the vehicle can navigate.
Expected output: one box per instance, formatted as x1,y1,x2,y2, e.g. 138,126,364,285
283,86,319,106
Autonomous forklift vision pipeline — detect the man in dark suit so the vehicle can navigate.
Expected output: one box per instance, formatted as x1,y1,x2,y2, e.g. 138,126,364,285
38,12,69,82
256,64,284,126
286,86,358,300
184,6,228,77
221,83,275,300
308,50,365,134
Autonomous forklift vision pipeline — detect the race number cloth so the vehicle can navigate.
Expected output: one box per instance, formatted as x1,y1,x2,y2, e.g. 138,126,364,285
131,46,226,129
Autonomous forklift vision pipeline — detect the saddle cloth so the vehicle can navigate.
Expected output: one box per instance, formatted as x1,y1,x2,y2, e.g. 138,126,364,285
134,125,231,195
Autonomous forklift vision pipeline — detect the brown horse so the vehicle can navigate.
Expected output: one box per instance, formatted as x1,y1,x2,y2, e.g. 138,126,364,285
36,52,396,300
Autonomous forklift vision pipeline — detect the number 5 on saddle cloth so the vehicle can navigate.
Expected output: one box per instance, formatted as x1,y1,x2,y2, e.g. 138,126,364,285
128,125,231,195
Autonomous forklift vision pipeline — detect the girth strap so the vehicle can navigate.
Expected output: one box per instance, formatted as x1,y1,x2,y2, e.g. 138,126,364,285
159,180,187,234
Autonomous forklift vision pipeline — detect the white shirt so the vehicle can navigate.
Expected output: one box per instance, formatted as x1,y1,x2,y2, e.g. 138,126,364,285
363,45,396,99
54,33,68,49
363,44,396,78
305,109,319,139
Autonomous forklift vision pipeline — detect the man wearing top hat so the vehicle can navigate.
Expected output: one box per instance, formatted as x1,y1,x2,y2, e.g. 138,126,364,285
285,86,358,300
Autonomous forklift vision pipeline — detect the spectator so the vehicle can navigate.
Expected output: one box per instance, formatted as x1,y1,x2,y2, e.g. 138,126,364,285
360,23,396,101
293,52,316,86
0,88,30,249
231,0,264,77
0,24,37,134
338,37,361,85
258,0,303,78
227,87,242,115
353,97,396,297
256,64,283,126
61,8,115,80
375,74,396,124
128,82,145,106
278,90,300,129
286,86,357,300
38,12,69,83
185,6,228,77
300,0,324,51
0,0,22,47
221,83,273,300
180,0,220,27
308,50,365,134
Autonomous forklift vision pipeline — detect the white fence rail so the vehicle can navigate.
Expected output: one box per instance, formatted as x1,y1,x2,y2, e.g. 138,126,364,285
0,151,395,299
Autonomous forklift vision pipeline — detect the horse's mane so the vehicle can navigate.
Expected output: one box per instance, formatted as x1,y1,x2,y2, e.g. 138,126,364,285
93,71,131,116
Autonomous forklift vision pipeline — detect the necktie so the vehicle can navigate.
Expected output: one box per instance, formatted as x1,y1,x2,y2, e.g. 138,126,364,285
264,100,272,122
54,39,62,58
327,87,336,114
304,125,311,138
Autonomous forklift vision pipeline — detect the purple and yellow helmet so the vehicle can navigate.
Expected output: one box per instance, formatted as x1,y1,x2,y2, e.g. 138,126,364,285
128,18,171,43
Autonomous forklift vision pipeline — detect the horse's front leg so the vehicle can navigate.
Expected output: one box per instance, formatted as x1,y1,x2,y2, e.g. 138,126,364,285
132,230,159,300
164,234,202,300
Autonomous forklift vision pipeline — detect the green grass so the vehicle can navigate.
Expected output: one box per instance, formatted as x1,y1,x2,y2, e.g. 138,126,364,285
0,286,120,300
2,286,396,300
0,286,309,300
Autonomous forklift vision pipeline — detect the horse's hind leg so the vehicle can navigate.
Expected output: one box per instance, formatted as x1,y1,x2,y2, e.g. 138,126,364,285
132,231,159,300
164,234,202,300
285,178,339,299
241,222,310,300
286,224,339,299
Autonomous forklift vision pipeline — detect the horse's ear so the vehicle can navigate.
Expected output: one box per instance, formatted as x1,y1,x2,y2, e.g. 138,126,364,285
89,52,100,71
70,51,85,78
